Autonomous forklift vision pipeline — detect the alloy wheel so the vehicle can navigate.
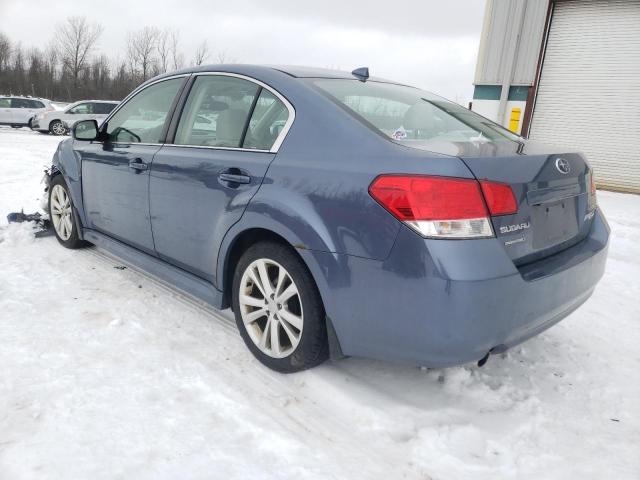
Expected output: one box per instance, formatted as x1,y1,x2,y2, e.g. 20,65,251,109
239,258,304,359
51,121,66,135
50,184,73,240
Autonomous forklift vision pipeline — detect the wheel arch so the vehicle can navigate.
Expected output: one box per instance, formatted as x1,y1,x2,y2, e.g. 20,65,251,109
50,139,88,230
219,227,307,310
219,225,346,359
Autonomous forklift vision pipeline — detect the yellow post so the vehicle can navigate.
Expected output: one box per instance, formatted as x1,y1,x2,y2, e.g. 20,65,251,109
509,107,521,133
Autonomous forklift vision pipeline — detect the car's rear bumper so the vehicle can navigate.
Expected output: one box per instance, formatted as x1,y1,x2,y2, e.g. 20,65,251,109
306,208,609,367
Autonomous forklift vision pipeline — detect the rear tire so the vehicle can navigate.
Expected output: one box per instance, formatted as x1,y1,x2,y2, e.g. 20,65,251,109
232,241,328,373
48,175,87,249
50,120,66,136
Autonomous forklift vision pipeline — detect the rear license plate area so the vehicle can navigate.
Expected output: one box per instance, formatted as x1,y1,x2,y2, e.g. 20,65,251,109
532,199,579,249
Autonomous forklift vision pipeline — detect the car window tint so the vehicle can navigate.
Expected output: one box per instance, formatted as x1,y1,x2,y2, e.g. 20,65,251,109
106,78,183,144
175,75,259,148
94,102,117,114
242,89,289,151
0,98,10,108
69,103,92,114
11,98,30,108
31,100,45,108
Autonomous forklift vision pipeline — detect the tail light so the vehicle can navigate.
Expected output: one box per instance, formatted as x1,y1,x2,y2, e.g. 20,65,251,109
588,170,597,211
369,175,517,239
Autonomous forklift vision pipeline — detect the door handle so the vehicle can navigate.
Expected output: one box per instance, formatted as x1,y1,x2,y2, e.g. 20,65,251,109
218,172,251,185
128,158,148,172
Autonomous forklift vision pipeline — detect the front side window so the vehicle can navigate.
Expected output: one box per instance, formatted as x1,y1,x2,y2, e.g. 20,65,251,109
106,77,183,144
175,75,259,148
0,98,10,108
313,79,520,149
68,103,92,114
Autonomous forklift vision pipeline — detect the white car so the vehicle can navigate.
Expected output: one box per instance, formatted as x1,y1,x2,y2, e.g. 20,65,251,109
31,100,119,135
0,96,54,128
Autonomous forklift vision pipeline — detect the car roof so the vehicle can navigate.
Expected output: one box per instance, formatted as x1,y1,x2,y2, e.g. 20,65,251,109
0,95,49,101
70,100,119,104
152,64,399,85
65,100,119,108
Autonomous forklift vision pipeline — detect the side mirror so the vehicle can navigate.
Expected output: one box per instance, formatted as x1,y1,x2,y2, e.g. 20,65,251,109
72,119,99,141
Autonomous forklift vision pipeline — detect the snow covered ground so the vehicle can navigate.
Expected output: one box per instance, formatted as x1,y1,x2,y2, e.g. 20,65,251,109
1,127,639,480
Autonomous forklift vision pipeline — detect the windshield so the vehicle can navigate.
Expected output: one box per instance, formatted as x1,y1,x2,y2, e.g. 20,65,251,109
312,79,520,148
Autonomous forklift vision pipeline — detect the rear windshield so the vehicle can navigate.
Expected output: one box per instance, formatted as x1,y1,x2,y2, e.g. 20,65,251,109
313,79,520,147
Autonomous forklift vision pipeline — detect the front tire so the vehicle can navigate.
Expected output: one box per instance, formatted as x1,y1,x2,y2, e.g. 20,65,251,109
48,175,87,249
232,242,328,373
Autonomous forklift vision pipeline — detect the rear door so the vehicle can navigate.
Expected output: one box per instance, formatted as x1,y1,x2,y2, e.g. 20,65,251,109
10,98,37,124
149,74,292,283
93,102,118,125
80,76,187,254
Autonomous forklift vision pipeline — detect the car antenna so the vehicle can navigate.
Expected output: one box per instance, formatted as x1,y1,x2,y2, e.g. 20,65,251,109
351,67,369,82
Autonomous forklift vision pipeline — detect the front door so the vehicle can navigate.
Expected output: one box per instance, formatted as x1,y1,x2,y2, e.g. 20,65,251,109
0,98,13,123
80,77,186,254
149,74,292,283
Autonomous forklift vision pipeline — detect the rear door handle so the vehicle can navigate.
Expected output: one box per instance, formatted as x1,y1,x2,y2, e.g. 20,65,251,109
128,158,148,172
218,172,251,184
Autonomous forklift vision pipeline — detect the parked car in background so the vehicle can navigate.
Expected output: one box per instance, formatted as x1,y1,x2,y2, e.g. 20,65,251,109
32,100,119,135
47,65,609,373
0,96,54,128
51,101,69,111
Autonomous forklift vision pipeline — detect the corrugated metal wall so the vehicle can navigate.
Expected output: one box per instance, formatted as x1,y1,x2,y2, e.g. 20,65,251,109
474,0,548,86
528,0,640,193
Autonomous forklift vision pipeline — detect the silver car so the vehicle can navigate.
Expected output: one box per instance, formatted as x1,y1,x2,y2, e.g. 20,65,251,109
32,100,119,135
0,96,54,128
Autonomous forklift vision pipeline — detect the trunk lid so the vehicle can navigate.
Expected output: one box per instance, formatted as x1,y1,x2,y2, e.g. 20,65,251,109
412,138,595,265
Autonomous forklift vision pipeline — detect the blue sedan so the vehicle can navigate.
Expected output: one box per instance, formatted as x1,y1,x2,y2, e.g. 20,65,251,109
47,65,609,372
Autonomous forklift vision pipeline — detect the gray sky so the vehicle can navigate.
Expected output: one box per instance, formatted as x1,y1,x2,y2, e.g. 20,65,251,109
0,0,485,103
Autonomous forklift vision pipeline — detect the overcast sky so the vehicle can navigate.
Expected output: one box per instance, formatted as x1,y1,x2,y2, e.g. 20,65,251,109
0,0,485,104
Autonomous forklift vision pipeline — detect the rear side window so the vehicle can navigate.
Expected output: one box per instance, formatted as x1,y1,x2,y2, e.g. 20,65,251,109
11,98,31,108
31,100,44,108
313,79,519,145
106,77,183,143
243,89,289,151
94,102,117,114
175,75,259,148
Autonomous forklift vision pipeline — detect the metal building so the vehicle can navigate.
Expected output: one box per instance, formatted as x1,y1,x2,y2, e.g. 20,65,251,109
472,0,640,193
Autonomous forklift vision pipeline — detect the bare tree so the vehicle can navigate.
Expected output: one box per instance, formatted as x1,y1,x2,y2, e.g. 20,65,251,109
156,28,171,74
56,16,103,90
216,50,237,64
193,40,209,66
127,26,159,81
0,32,11,72
169,30,184,70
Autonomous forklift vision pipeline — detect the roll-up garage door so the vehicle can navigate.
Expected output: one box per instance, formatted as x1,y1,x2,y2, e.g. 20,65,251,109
528,0,640,193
